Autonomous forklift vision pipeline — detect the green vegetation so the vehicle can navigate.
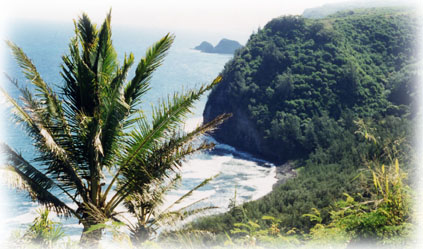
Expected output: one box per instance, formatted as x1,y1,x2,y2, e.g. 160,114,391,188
170,117,413,248
124,175,219,245
302,3,415,19
1,11,228,247
204,7,418,162
196,7,417,247
304,134,413,247
9,209,65,248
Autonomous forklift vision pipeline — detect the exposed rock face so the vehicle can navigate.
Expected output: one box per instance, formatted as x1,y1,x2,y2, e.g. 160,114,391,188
194,39,242,54
194,41,214,53
203,81,277,162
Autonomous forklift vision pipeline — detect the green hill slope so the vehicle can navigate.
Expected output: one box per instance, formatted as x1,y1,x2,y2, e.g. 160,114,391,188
203,7,418,164
194,8,418,240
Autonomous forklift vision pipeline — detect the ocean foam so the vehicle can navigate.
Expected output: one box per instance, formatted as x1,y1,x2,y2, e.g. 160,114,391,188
3,124,278,240
184,116,203,133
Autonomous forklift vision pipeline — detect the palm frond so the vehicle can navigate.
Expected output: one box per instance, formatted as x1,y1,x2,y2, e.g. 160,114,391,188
124,33,175,108
0,87,87,197
105,112,229,211
161,175,217,214
122,76,223,171
172,113,232,148
154,206,218,229
111,52,134,91
6,41,64,117
115,113,230,195
76,13,98,66
123,174,182,225
4,74,74,154
108,139,214,212
98,55,135,168
1,143,81,206
1,165,76,217
148,176,218,231
93,9,117,85
123,174,217,242
147,174,182,211
61,24,98,116
0,85,37,129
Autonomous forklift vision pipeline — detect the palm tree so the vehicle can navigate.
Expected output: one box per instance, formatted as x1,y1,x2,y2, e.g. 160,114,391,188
1,11,229,247
124,174,218,245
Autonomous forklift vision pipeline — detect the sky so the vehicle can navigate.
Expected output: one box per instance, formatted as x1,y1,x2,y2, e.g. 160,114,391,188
1,0,419,43
0,0,364,35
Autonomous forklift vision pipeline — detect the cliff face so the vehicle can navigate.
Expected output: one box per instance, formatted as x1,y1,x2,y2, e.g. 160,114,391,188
203,9,418,164
203,76,277,162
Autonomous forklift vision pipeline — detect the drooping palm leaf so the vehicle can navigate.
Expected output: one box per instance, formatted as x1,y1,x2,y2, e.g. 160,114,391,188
1,144,78,217
0,86,87,197
1,166,76,217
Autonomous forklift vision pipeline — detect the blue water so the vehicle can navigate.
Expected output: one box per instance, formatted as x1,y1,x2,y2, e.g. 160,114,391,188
0,21,277,243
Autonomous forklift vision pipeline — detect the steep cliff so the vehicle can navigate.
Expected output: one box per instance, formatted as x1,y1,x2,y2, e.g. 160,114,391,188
204,87,270,158
203,8,418,163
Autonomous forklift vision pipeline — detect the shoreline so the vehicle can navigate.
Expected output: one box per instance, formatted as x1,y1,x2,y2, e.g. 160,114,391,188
272,161,297,190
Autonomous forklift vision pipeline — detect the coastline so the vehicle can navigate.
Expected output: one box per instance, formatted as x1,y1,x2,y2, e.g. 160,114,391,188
272,161,297,190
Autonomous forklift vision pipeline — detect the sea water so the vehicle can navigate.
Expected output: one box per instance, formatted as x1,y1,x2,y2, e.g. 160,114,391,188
0,21,277,241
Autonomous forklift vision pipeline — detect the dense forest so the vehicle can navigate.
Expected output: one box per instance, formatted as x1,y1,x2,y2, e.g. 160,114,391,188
203,7,418,163
192,7,419,246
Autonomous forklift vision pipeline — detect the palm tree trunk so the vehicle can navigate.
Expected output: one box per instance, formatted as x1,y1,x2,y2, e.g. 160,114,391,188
130,225,151,246
80,220,104,248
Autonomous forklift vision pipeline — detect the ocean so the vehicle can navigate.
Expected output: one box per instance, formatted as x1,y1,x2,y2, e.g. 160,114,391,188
0,21,277,242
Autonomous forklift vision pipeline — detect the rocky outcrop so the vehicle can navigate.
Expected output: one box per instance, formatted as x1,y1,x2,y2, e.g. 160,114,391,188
203,82,278,163
194,39,242,54
272,162,297,189
213,39,242,54
194,41,214,53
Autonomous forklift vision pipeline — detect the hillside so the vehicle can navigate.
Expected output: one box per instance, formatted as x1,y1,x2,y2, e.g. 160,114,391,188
191,8,418,241
203,8,418,164
302,0,415,18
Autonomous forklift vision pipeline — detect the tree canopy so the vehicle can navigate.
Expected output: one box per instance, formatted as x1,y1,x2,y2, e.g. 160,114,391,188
194,8,417,244
204,7,418,163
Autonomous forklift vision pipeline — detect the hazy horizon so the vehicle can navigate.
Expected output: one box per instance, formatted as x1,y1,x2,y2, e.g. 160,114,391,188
2,0,419,44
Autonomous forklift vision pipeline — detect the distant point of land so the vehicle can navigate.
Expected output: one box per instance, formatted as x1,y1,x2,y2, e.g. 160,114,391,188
194,38,242,54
